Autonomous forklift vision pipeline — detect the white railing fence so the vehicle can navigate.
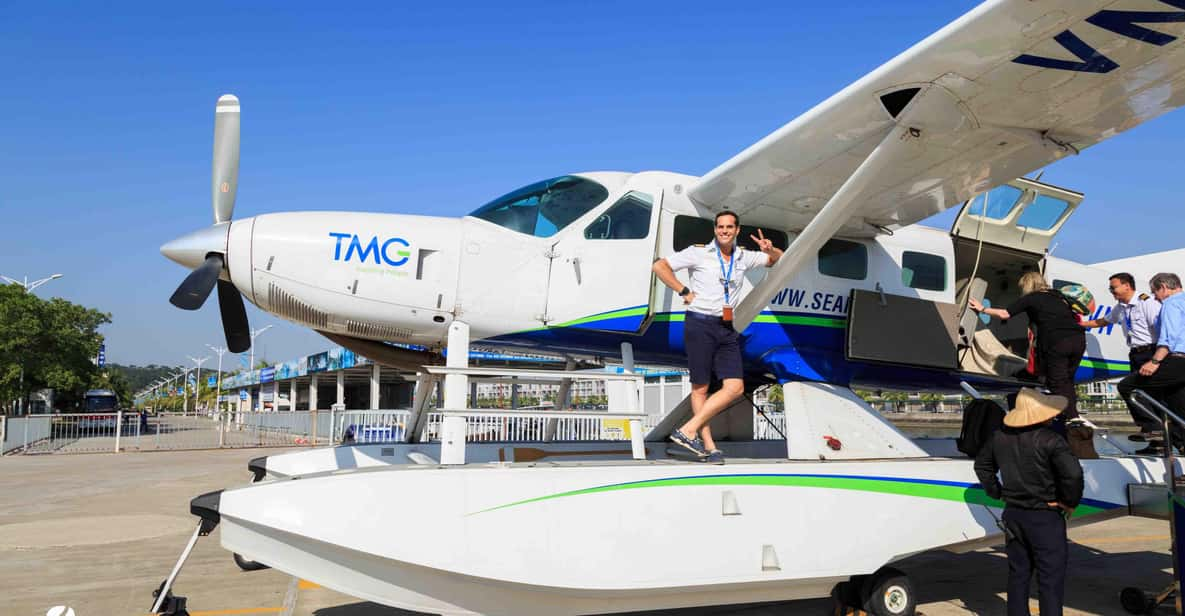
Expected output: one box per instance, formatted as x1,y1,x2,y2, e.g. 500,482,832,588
754,409,787,441
337,410,412,444
4,377,786,455
1,410,342,455
2,415,53,454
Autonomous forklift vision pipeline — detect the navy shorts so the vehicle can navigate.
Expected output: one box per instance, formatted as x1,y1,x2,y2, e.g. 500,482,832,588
683,311,743,385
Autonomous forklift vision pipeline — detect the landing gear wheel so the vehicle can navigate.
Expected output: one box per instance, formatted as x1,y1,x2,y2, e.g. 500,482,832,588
233,552,269,571
861,567,916,616
1120,587,1156,614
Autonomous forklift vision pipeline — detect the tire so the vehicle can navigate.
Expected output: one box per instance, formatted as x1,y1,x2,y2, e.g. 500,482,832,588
861,567,916,616
1119,587,1155,614
233,552,270,571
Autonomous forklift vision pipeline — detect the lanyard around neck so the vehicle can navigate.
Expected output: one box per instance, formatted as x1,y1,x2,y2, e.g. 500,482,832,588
717,243,735,304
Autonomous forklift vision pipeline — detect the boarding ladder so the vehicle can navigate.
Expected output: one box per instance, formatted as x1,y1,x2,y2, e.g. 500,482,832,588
1120,389,1185,615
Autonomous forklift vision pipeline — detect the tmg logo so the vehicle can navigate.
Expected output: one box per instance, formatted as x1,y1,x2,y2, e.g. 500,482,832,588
329,232,411,267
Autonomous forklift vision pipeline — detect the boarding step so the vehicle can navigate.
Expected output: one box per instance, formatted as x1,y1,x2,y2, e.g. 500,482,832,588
1127,482,1185,520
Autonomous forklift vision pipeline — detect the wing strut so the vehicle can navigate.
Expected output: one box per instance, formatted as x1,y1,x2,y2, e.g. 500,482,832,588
731,86,943,331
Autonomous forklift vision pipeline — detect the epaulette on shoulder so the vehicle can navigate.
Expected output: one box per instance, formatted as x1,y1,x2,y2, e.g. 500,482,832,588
694,243,706,248
1140,293,1151,300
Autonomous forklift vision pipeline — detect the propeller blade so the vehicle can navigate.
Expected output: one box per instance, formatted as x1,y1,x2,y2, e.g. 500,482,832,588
212,94,240,224
218,279,251,353
169,254,223,310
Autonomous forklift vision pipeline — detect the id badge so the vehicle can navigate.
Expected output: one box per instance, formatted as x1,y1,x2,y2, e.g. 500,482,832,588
722,306,733,322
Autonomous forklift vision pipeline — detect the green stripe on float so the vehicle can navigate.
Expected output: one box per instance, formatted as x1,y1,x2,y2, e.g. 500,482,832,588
470,474,1106,517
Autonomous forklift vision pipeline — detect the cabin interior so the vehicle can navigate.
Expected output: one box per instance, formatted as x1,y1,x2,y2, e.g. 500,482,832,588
951,236,1043,380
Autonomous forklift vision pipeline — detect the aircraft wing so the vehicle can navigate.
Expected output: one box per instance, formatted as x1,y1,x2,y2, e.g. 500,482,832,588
690,0,1185,237
701,0,1185,330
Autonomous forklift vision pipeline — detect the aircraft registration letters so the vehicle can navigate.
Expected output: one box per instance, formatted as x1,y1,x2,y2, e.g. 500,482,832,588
770,287,849,315
1013,1,1185,74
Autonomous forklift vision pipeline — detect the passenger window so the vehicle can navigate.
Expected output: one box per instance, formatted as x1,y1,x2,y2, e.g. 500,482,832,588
817,239,867,280
902,251,946,291
672,215,789,251
967,184,1023,220
584,192,653,240
1017,194,1070,230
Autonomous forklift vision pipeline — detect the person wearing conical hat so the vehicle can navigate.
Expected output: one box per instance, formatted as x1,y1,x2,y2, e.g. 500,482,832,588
974,388,1084,616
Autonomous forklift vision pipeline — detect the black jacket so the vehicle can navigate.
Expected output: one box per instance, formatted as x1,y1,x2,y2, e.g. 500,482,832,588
974,424,1084,510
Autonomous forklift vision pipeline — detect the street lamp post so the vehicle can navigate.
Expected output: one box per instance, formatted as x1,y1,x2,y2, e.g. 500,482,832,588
188,356,210,416
247,325,274,372
1,272,63,293
2,273,64,415
207,345,227,415
172,370,186,414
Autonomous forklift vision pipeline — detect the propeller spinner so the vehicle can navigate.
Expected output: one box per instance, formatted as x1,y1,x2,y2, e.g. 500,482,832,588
162,94,251,353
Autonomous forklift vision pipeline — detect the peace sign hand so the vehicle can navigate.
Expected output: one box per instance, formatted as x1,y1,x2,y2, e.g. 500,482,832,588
749,228,774,253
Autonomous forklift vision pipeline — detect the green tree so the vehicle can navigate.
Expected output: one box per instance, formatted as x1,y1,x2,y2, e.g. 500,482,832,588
766,384,784,407
0,286,110,412
880,390,909,412
918,392,946,412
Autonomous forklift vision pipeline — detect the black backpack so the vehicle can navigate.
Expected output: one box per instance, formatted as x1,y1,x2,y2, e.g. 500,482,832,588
956,398,1006,458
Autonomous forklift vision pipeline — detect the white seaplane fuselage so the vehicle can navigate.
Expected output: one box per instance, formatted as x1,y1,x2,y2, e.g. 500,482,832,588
197,169,1131,394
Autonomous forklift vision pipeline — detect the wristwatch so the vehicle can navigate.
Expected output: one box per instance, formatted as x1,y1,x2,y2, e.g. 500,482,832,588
1150,358,1162,365
678,286,691,297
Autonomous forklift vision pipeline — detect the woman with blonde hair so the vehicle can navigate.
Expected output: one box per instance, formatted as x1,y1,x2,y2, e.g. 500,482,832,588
969,271,1088,426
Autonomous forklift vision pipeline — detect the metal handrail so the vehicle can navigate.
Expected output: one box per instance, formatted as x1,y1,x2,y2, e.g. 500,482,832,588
1131,389,1185,432
1127,389,1185,614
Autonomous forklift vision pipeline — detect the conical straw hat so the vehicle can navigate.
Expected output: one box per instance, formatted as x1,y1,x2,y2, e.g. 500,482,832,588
1003,387,1069,428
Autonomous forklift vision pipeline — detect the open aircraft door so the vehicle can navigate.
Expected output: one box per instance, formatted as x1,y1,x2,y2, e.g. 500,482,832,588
543,188,662,333
950,177,1083,254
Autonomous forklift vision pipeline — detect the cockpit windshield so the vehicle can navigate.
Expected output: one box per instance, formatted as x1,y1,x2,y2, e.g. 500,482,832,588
468,175,609,237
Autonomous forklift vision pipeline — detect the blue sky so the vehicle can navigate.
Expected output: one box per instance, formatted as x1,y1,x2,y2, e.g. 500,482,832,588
3,1,1184,367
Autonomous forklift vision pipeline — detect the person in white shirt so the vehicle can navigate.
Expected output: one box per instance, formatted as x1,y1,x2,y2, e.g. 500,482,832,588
652,211,782,463
1080,272,1162,442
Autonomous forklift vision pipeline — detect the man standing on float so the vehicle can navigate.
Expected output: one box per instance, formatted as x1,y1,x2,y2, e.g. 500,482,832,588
652,211,782,464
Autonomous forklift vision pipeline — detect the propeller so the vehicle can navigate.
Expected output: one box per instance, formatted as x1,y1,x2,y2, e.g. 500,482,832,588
169,254,223,310
165,94,252,353
218,280,251,352
212,95,240,224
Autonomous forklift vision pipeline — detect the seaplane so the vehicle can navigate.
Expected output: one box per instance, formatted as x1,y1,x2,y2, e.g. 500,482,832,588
156,2,1185,615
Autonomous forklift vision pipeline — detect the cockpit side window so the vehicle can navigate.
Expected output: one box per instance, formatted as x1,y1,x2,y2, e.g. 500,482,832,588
584,192,653,240
469,176,609,238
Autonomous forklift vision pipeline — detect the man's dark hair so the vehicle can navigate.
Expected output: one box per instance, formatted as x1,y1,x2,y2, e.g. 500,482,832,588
1150,272,1183,292
1109,272,1135,288
714,210,739,226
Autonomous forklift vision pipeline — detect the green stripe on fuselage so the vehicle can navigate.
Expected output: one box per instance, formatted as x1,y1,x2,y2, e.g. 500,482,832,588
505,307,1125,374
